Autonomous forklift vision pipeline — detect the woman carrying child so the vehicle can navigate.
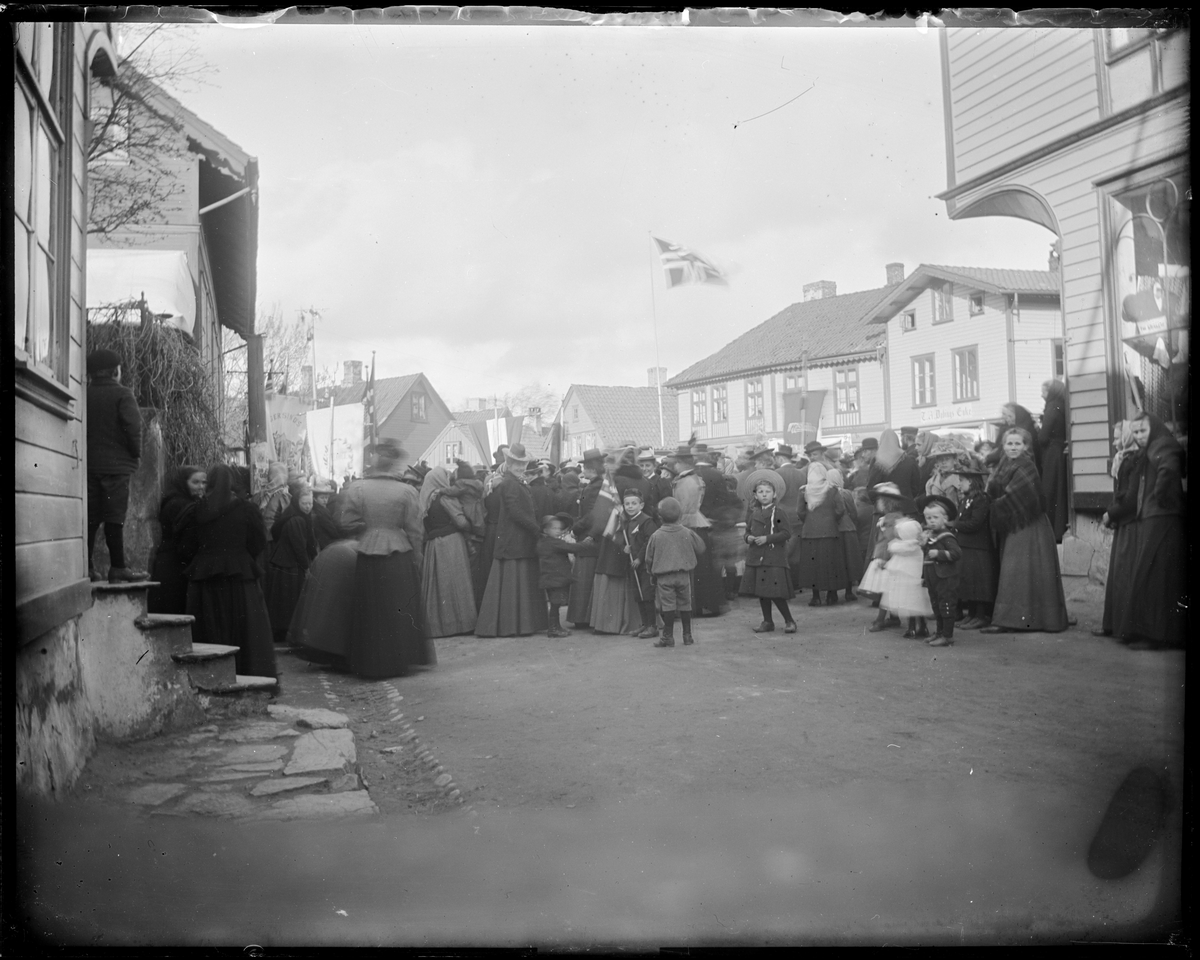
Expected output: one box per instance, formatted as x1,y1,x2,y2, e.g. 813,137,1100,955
741,471,797,634
947,466,996,630
917,494,962,647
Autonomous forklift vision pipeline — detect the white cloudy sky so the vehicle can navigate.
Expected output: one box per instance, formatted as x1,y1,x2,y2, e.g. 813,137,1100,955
158,18,1054,408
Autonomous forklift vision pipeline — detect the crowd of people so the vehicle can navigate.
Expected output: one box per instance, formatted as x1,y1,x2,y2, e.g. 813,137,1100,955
120,371,1183,685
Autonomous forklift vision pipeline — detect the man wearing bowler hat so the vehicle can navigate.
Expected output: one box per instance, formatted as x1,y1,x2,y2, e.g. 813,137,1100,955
86,349,148,583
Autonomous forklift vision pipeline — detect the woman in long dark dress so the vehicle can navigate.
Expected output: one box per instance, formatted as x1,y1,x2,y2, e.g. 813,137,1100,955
567,451,605,628
475,472,503,609
795,447,850,606
338,440,433,678
876,428,922,503
476,443,547,637
980,428,1068,634
419,465,477,638
180,463,277,679
1038,380,1070,541
263,483,318,646
1116,414,1186,650
148,465,206,614
1093,421,1139,639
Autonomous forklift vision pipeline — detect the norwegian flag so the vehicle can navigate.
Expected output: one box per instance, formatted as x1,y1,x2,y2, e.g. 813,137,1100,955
653,236,728,288
364,354,378,447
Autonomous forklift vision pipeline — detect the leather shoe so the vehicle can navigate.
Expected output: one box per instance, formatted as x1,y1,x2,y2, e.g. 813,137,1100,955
108,567,149,584
867,621,888,633
654,636,675,648
979,625,1008,634
928,635,954,647
808,597,822,607
1090,628,1111,638
682,635,695,646
958,617,982,630
752,621,775,633
783,621,797,634
637,625,660,639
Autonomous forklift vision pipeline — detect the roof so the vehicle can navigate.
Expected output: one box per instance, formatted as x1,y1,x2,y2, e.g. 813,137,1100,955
867,264,1059,324
565,384,679,449
451,407,512,423
665,287,891,388
331,373,421,424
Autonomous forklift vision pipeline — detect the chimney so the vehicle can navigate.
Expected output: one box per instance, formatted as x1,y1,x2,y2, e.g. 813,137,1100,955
647,366,667,389
886,262,905,286
343,360,363,385
802,280,837,301
1049,240,1061,274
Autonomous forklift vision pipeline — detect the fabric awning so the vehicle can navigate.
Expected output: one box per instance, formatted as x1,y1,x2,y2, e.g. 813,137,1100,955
86,248,196,333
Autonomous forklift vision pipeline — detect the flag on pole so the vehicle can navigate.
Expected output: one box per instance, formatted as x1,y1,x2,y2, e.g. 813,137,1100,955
652,236,728,288
364,353,378,448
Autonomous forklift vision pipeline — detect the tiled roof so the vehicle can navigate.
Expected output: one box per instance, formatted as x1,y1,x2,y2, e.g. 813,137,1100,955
665,287,891,388
866,264,1060,323
451,407,511,423
513,421,553,461
568,384,679,449
332,373,420,423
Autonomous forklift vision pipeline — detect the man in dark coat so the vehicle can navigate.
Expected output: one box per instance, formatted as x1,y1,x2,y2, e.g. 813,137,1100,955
86,349,148,583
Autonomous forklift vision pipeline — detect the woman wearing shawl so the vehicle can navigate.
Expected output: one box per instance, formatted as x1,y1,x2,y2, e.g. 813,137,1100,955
1038,380,1070,541
419,465,478,638
988,404,1041,473
980,427,1069,633
263,482,318,646
915,431,939,491
148,465,206,614
338,439,432,677
1093,421,1139,640
255,461,292,541
476,444,548,637
475,468,505,609
1112,414,1186,649
179,463,277,679
590,449,649,634
795,444,851,606
829,469,864,601
875,429,922,502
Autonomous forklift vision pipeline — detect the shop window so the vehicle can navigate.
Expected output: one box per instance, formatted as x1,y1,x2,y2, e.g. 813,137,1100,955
745,378,763,418
834,366,859,413
912,354,936,407
952,346,979,401
711,384,728,422
691,389,707,425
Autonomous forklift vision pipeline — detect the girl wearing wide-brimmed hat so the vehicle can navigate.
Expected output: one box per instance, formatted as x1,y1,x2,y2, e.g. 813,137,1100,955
740,471,797,633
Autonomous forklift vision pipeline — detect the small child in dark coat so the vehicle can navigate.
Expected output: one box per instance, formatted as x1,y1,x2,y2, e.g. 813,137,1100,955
918,495,962,647
644,497,706,648
618,490,660,639
740,477,797,633
948,472,996,629
537,512,584,638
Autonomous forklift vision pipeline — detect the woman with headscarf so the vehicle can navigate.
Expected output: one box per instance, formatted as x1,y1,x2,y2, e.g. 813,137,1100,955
1110,413,1186,650
476,443,547,637
875,428,922,503
148,465,207,614
419,465,478,638
795,442,851,606
179,463,277,679
990,403,1041,473
915,431,939,491
263,481,318,646
980,427,1069,634
1038,380,1070,541
475,468,504,609
1093,420,1139,640
310,479,343,551
254,461,292,541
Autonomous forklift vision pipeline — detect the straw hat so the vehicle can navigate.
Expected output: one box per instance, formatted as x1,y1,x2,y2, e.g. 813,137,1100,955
745,468,786,501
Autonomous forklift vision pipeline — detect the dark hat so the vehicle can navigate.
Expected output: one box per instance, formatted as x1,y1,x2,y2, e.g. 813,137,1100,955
775,444,794,458
899,426,920,437
545,512,576,529
87,348,122,374
859,437,879,451
581,448,604,464
372,438,406,462
672,443,695,460
749,444,774,460
657,497,682,523
916,493,958,521
804,440,826,456
691,442,708,454
621,487,645,502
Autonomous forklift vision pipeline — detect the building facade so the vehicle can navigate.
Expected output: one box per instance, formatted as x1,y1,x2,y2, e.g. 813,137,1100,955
559,375,680,457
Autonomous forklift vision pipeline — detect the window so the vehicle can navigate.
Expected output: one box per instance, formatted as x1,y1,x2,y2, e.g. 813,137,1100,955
691,389,707,425
834,366,859,413
1051,339,1065,380
444,441,462,462
933,285,953,324
411,392,427,420
784,372,805,391
745,378,764,418
901,311,916,332
14,23,68,383
711,384,727,422
1105,28,1186,112
572,405,578,421
912,354,936,407
969,293,984,316
952,346,979,401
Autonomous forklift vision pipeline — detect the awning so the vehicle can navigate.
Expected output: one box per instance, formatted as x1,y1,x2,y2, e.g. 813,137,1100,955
87,248,195,333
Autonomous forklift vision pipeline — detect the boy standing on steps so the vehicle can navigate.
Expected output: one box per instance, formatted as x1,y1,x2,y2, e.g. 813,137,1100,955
644,497,705,648
86,349,148,583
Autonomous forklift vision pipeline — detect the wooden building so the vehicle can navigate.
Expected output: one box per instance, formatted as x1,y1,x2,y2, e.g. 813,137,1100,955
559,377,680,458
937,24,1188,568
327,367,454,462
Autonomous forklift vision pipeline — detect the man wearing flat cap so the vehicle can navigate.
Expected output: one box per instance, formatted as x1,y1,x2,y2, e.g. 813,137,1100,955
86,349,148,583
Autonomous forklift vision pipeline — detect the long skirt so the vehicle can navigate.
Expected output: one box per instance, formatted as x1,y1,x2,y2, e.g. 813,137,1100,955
288,540,358,658
991,516,1069,632
691,527,726,615
740,564,794,599
186,576,277,678
881,571,933,618
590,573,642,634
474,521,498,610
349,551,433,679
1123,516,1186,647
855,503,876,565
840,530,864,585
1042,439,1070,543
422,534,477,638
148,544,189,615
263,564,307,642
710,522,746,573
567,554,598,626
958,546,998,603
476,557,548,637
796,536,850,591
1102,522,1138,636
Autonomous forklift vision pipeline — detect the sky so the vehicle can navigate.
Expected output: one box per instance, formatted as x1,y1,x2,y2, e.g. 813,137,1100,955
149,19,1056,410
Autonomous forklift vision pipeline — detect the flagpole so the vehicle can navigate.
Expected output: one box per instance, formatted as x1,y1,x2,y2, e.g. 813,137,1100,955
307,308,318,479
648,232,665,449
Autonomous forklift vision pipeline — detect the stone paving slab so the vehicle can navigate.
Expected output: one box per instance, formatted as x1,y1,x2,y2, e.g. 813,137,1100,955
126,783,187,806
267,705,350,729
284,729,356,775
250,776,328,797
248,790,378,821
217,721,297,742
220,743,289,764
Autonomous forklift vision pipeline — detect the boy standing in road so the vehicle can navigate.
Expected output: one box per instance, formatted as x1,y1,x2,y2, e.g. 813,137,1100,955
644,497,706,648
86,349,148,583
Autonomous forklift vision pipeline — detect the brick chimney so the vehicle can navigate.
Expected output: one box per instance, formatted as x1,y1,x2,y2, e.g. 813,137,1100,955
343,360,363,385
886,262,905,286
647,366,667,389
803,280,837,301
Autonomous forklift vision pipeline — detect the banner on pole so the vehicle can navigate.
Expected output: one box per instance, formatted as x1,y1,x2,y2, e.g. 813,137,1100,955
782,389,826,447
267,391,310,477
306,404,365,482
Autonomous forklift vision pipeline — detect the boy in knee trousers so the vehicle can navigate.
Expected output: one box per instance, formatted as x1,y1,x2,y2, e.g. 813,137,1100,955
644,497,705,647
86,349,148,583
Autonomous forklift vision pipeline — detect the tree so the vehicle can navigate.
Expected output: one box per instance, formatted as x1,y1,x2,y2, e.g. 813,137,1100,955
502,382,562,421
88,25,212,236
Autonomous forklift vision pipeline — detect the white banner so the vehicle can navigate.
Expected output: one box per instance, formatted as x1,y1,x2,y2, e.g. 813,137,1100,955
267,392,309,477
306,404,365,483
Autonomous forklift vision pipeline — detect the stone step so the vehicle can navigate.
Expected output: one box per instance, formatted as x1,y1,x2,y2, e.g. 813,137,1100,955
135,614,195,657
197,673,279,695
92,580,160,618
173,643,239,690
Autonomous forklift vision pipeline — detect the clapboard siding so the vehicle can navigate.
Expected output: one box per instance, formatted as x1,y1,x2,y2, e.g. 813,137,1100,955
16,441,81,498
1071,439,1111,460
15,396,83,454
1072,404,1112,425
15,493,84,545
16,539,86,607
1071,422,1112,442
